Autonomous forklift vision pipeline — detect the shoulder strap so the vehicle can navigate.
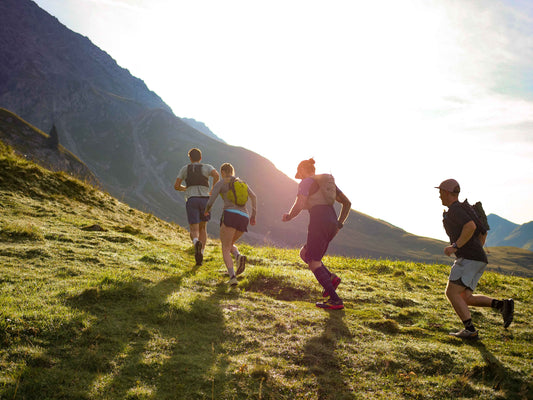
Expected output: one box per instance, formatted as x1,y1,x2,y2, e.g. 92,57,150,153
229,177,238,203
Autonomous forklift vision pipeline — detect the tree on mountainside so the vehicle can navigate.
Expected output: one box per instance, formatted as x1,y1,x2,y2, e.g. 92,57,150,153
47,124,59,149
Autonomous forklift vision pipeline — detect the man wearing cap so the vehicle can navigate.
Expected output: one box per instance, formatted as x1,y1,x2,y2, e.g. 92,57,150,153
437,179,514,339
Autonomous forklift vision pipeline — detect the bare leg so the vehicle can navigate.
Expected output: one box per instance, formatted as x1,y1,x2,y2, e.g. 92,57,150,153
445,281,471,321
198,221,207,251
220,224,237,276
189,223,200,243
461,290,493,307
231,230,244,248
308,259,322,272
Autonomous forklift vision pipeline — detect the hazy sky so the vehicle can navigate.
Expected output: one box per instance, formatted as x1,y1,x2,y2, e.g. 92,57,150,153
33,0,533,241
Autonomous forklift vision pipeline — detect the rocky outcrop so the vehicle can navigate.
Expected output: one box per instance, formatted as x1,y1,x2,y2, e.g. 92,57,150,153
0,108,97,184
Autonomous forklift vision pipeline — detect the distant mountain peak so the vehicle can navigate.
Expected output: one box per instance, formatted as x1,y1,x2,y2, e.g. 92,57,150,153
487,213,533,251
181,118,226,143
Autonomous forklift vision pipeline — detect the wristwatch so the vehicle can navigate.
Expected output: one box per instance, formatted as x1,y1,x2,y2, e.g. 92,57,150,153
452,242,458,249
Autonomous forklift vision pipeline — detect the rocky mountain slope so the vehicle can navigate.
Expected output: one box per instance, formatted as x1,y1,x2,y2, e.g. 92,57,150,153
3,0,530,267
0,108,97,184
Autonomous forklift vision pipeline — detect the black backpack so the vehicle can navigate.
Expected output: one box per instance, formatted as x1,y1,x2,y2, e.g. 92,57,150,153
185,164,209,187
460,199,490,235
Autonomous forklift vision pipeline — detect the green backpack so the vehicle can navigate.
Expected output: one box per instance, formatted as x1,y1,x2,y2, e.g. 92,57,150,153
226,177,249,206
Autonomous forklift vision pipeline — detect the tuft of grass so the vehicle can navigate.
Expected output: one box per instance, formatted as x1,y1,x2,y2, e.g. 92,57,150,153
367,319,401,334
0,222,44,241
139,253,169,264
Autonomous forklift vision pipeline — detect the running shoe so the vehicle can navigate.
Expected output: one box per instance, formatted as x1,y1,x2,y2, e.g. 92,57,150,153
228,276,238,286
501,298,514,328
194,240,203,266
449,329,479,339
315,298,344,310
236,254,246,275
322,274,341,297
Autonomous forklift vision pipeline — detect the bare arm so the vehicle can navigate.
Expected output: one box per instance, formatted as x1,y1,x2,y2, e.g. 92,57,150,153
282,195,307,222
336,190,351,227
248,186,257,225
205,181,222,215
444,220,476,256
174,177,186,191
209,169,220,194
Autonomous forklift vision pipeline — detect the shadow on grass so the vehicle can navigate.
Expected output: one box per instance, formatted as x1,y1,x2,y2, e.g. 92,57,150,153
440,334,531,399
4,265,239,399
245,275,318,301
302,310,354,400
468,340,532,399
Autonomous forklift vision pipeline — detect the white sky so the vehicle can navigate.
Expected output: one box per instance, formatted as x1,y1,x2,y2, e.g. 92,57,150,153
33,0,533,241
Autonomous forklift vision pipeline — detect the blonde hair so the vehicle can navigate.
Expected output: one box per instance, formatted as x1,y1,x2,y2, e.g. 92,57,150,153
220,163,234,176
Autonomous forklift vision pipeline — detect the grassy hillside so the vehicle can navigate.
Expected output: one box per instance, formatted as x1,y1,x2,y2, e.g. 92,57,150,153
484,247,533,277
1,141,532,399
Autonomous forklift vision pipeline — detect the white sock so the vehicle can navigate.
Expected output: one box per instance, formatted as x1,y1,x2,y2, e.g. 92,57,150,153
192,238,198,245
231,247,240,258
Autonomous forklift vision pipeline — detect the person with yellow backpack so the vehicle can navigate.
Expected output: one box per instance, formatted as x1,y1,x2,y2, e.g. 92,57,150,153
205,163,257,286
282,158,351,309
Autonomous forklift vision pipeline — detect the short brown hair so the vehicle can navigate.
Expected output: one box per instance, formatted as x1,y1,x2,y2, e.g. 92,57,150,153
188,148,202,162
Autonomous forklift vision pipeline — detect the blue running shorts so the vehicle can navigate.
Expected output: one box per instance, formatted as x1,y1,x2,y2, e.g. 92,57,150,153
186,197,210,225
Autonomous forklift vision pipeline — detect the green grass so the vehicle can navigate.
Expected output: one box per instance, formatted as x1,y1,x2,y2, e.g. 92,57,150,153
1,142,532,399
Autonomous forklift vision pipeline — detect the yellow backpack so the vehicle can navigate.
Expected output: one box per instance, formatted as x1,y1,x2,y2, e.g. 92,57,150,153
225,177,248,206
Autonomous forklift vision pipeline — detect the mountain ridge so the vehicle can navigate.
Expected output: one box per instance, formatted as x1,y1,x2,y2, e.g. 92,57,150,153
1,0,532,269
487,213,533,251
181,117,226,143
0,0,169,115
